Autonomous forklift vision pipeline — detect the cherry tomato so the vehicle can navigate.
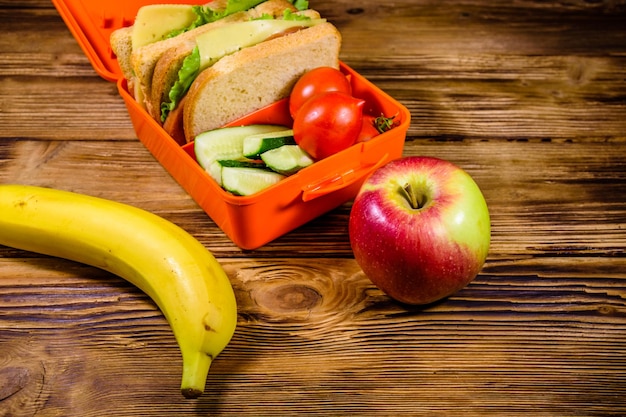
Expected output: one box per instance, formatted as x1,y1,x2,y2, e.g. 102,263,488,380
289,67,352,119
293,91,365,160
356,115,381,143
356,113,398,143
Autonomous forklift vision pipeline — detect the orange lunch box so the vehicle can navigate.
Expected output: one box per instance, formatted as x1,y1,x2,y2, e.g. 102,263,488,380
51,0,411,249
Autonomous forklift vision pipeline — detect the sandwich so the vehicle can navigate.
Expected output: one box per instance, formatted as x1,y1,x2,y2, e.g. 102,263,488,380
110,0,342,144
111,0,286,115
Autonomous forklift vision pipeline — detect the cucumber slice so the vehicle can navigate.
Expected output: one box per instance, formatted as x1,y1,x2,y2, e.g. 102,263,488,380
217,160,266,168
221,167,285,196
194,125,287,171
209,159,267,185
261,145,314,175
243,129,295,159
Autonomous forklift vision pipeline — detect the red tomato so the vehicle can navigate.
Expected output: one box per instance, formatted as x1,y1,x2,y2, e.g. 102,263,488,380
357,113,399,143
293,92,365,160
289,67,352,119
356,115,381,143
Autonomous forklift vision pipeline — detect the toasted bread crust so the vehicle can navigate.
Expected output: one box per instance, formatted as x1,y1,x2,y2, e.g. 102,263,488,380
110,26,134,82
183,22,341,141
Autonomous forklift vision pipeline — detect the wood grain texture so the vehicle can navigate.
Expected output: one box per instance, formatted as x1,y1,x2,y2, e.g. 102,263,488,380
1,0,625,415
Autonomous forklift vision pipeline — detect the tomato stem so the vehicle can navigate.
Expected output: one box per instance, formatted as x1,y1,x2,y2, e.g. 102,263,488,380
374,113,399,133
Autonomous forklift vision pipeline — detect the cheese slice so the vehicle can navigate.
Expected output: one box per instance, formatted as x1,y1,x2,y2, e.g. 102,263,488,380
196,18,326,69
131,5,198,49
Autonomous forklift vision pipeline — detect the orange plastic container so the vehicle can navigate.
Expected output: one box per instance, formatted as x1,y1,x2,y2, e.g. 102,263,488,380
51,0,411,249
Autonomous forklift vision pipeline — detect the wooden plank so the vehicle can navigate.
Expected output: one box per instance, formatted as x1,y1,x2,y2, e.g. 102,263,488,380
1,0,625,415
2,5,625,141
1,139,624,257
0,257,625,415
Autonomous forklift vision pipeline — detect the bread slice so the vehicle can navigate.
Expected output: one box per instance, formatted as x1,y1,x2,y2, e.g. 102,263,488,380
183,22,341,142
148,38,196,121
149,0,300,122
110,26,134,84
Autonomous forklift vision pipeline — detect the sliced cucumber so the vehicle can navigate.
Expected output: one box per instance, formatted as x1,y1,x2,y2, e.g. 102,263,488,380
194,124,287,171
217,160,266,168
209,159,267,185
261,145,314,175
221,166,285,196
242,129,295,159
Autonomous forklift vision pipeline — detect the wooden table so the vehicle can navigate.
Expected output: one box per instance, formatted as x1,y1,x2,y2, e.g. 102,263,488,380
1,0,625,415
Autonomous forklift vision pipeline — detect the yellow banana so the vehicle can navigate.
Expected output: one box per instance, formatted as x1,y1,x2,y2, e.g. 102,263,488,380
0,184,237,399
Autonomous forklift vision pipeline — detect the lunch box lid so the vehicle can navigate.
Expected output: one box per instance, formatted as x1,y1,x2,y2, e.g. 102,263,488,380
51,0,207,82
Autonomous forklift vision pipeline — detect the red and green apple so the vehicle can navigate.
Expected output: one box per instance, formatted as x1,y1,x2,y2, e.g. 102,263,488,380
349,156,491,305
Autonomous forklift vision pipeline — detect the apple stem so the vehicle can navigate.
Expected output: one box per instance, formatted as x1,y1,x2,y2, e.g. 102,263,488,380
402,183,424,210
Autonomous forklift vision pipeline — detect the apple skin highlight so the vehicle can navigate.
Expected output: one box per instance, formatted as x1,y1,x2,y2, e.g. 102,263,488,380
349,156,491,305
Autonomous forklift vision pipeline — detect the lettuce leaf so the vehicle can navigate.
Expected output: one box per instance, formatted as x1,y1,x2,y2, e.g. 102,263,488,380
256,9,311,21
290,0,309,11
282,9,311,20
222,0,268,15
161,47,201,122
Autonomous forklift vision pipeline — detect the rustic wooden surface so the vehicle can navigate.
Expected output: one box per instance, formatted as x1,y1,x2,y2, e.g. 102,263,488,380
1,0,626,415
